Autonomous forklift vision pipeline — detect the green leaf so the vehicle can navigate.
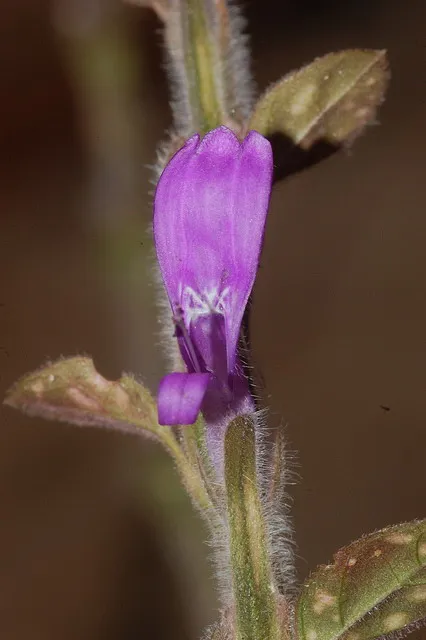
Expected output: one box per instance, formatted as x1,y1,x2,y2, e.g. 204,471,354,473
4,356,164,439
4,356,214,512
249,49,389,180
296,520,426,640
225,415,279,640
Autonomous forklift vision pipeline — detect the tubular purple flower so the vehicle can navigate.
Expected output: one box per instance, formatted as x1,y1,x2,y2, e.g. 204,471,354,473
154,126,272,461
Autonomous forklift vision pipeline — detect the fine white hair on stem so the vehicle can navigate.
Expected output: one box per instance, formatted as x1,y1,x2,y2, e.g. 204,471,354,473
162,2,194,137
254,410,298,595
225,1,256,121
163,0,255,138
204,410,297,608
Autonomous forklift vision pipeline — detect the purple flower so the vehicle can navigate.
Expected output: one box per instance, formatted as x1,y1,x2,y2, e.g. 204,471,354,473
154,126,272,460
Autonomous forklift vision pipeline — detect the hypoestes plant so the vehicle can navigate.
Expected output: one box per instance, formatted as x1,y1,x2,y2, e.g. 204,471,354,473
5,2,426,640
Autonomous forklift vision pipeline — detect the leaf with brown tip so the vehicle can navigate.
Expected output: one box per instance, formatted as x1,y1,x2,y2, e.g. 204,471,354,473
4,356,165,440
4,357,216,511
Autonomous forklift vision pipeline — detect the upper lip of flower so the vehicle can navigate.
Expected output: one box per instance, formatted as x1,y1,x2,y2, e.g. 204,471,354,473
154,125,273,425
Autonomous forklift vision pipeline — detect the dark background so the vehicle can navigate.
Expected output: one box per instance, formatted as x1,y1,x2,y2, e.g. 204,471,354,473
0,0,425,637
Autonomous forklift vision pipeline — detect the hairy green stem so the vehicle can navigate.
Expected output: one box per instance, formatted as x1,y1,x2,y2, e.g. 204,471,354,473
165,0,247,136
225,415,278,640
185,0,224,131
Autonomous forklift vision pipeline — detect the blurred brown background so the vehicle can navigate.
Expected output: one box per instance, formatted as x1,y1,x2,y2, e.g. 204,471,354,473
0,0,425,638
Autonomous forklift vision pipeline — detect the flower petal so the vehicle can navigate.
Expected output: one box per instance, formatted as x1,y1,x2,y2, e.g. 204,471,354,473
153,132,200,305
157,372,210,426
223,130,273,372
189,313,228,381
153,127,273,375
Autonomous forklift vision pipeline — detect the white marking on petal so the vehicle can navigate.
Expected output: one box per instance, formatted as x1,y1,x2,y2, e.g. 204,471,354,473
181,285,231,323
217,286,230,312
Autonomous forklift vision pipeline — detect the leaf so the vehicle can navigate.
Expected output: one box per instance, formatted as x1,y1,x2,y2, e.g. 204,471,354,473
4,356,165,440
4,357,215,512
249,49,389,180
296,520,426,640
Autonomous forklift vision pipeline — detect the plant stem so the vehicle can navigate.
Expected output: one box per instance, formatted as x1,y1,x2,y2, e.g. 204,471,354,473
164,0,252,137
225,415,279,640
185,0,224,132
